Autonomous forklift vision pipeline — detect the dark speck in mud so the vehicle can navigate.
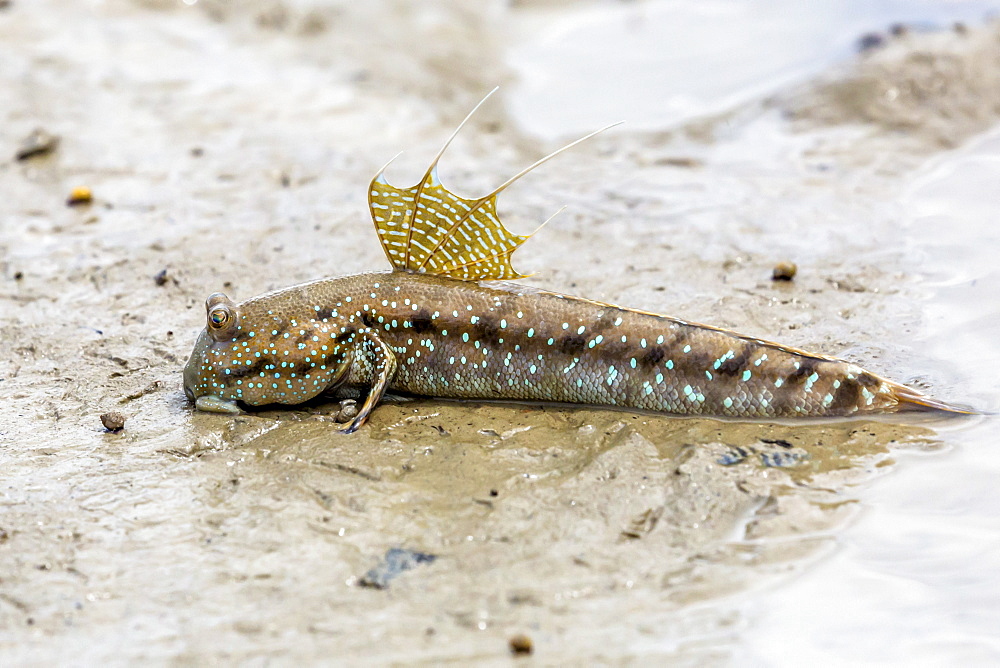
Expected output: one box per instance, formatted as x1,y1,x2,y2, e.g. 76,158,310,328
358,548,437,589
508,634,533,656
13,271,23,281
655,156,703,168
772,261,797,281
100,411,126,432
761,451,807,468
717,447,749,466
15,128,59,160
190,146,204,157
857,32,885,52
761,438,793,449
154,268,178,287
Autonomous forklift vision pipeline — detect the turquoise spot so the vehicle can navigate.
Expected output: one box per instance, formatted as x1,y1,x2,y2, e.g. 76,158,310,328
724,397,733,408
742,370,752,381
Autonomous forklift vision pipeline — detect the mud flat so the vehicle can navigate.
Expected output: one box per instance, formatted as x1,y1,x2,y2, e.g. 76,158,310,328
1,1,997,663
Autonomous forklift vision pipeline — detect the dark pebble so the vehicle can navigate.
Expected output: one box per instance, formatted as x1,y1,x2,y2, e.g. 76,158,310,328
509,634,533,656
100,411,126,432
771,261,797,281
66,187,93,206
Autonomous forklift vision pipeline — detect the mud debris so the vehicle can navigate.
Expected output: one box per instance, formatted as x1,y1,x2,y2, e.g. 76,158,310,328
358,548,437,589
15,128,59,161
119,380,164,403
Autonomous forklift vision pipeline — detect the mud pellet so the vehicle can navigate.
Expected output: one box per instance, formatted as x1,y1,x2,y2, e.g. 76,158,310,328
100,411,126,432
772,261,797,281
508,634,533,656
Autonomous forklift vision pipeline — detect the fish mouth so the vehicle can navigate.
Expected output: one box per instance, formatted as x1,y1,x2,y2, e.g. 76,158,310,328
183,329,211,404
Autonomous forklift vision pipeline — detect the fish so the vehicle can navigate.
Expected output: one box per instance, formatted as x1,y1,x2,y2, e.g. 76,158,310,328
183,90,970,432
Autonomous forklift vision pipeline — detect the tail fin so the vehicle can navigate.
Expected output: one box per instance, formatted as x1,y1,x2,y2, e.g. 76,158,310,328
891,382,977,415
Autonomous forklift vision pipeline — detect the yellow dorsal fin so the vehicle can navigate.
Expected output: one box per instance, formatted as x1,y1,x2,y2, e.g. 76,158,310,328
368,89,619,281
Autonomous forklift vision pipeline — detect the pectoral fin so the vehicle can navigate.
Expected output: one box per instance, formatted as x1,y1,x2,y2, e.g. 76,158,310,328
338,331,399,434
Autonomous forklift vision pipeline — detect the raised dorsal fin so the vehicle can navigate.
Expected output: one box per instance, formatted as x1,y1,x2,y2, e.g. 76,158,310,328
368,88,618,281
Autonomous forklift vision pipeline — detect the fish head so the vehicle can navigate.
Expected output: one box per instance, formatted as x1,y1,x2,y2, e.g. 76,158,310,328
183,290,353,413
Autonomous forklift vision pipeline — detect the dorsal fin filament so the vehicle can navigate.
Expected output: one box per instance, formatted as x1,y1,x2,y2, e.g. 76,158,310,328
367,89,619,281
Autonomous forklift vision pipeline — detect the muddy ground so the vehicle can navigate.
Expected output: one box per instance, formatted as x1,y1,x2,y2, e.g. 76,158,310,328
1,1,997,664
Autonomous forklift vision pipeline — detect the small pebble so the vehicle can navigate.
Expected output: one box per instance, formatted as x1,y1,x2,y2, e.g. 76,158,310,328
508,634,533,656
334,399,359,423
100,411,126,432
771,261,797,282
16,128,60,161
153,268,177,287
857,32,885,52
66,186,93,206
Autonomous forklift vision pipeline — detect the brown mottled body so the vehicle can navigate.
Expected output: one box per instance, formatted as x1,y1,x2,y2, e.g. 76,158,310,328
346,273,899,417
185,271,947,430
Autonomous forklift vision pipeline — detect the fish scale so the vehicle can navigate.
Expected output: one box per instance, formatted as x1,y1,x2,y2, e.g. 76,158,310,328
183,91,969,431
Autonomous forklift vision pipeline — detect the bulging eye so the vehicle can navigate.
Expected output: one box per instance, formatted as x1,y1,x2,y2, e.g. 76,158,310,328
204,292,238,341
209,307,231,328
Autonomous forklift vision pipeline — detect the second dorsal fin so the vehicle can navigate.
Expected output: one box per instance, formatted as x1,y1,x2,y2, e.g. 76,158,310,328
368,88,618,281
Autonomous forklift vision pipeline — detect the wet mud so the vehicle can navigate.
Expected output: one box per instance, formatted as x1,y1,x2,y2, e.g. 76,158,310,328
2,1,996,663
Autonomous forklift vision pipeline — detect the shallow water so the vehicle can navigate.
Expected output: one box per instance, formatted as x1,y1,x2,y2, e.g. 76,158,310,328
2,0,999,664
738,127,1000,664
508,0,1000,137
